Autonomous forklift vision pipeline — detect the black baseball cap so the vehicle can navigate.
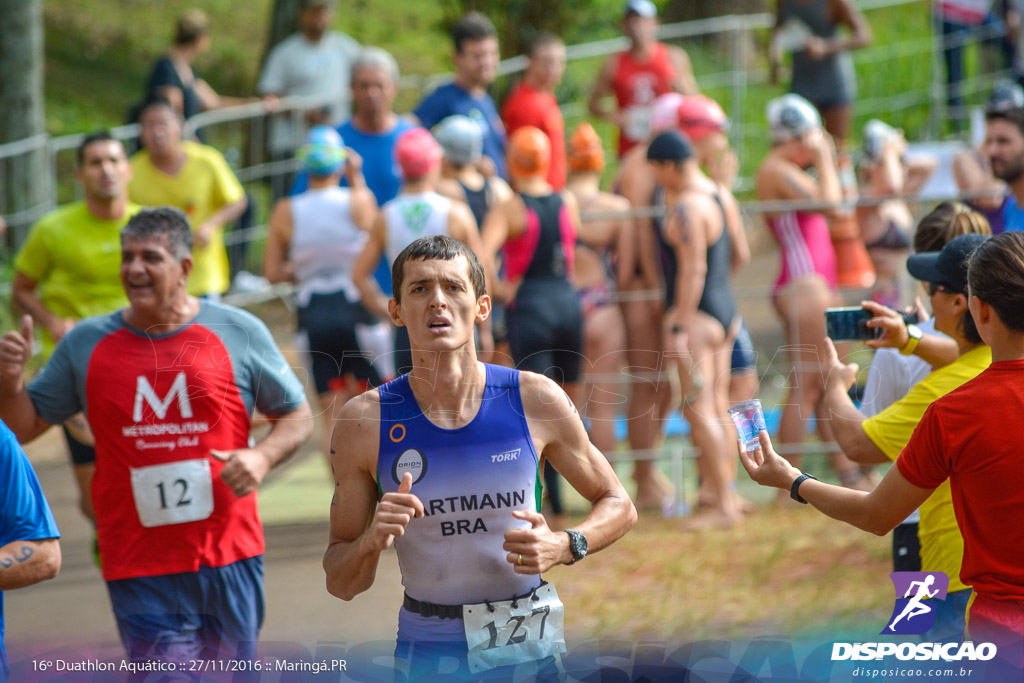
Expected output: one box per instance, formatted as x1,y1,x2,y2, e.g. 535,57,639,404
906,233,990,295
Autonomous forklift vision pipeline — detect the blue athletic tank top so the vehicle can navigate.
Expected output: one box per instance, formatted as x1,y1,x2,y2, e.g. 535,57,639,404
376,363,544,608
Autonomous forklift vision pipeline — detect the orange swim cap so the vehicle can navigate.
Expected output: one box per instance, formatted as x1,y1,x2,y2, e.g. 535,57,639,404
567,122,605,173
507,126,551,180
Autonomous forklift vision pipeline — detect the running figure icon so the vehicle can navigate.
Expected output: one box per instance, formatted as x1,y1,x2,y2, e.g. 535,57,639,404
888,574,939,632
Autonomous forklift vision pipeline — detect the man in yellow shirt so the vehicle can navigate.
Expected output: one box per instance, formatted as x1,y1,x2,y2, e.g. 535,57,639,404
821,234,992,643
13,131,140,520
128,98,247,297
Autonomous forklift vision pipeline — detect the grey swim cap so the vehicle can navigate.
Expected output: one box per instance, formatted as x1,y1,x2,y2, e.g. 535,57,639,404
434,115,483,166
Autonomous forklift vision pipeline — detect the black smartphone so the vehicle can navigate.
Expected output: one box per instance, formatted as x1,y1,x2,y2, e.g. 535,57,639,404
825,307,919,342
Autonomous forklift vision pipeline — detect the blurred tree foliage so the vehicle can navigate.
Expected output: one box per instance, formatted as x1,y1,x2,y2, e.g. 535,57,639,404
663,0,768,23
438,0,625,57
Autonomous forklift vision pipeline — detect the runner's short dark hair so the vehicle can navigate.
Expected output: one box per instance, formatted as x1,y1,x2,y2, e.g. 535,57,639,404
452,12,497,53
985,106,1024,138
391,235,486,303
76,131,119,167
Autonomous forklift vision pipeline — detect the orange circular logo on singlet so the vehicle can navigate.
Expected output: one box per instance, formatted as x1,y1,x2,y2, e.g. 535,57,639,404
389,424,406,443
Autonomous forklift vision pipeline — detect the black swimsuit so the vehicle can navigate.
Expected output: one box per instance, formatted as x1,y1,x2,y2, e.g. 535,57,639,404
652,185,737,331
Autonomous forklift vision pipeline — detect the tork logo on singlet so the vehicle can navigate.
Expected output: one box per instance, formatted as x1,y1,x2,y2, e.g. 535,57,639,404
133,373,193,421
392,448,427,485
490,448,521,463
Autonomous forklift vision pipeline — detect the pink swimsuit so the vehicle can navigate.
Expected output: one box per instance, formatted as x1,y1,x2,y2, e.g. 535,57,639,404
768,211,838,298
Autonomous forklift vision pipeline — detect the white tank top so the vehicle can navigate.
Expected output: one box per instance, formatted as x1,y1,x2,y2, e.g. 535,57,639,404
290,186,367,306
383,191,452,265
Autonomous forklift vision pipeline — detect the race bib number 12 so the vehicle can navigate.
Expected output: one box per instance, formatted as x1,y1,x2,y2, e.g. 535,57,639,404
463,583,566,673
130,459,215,528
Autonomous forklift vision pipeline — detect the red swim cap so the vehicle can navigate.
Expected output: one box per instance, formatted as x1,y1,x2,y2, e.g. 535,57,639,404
395,127,442,179
676,95,729,142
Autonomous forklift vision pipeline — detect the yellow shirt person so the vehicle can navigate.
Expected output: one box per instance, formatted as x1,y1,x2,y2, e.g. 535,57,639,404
862,345,992,594
15,201,139,358
129,140,245,296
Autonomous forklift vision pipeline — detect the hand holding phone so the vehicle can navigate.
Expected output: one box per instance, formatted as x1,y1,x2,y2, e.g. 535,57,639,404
825,305,918,342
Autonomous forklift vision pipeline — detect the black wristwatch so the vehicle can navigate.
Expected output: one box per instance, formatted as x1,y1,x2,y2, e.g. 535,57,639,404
565,529,588,564
790,472,818,504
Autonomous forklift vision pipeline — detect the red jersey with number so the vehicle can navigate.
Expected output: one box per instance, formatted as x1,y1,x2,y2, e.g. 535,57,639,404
611,43,677,157
26,302,306,580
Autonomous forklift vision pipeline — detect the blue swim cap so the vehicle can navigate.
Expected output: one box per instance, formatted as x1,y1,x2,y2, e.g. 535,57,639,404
298,126,347,175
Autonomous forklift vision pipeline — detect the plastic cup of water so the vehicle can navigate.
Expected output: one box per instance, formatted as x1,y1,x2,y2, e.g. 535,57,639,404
729,399,767,453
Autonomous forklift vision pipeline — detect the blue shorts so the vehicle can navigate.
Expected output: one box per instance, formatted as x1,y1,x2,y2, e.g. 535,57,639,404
730,319,756,373
105,556,264,664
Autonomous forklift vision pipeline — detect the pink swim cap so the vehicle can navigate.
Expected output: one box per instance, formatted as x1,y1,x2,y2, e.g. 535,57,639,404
395,127,442,179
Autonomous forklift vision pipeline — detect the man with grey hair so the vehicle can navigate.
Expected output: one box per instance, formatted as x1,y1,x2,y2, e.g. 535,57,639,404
0,206,313,667
291,46,415,292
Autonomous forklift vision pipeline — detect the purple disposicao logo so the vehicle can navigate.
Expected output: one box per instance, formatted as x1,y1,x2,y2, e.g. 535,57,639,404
881,572,950,635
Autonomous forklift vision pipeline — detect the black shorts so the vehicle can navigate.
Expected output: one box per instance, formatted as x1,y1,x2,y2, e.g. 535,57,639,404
507,283,583,384
298,290,382,394
62,424,96,466
892,522,921,573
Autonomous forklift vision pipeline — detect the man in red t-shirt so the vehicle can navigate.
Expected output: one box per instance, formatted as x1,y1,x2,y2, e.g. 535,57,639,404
0,207,314,667
501,33,567,190
740,232,1024,675
589,0,698,157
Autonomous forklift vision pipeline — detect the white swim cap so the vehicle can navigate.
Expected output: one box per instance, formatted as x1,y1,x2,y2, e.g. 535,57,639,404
767,94,821,142
862,119,897,161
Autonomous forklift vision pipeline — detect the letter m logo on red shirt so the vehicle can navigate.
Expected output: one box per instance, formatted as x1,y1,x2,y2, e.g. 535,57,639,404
132,373,193,421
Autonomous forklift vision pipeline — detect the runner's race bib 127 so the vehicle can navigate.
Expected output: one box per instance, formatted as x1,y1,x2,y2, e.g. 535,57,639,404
463,583,566,673
130,459,215,527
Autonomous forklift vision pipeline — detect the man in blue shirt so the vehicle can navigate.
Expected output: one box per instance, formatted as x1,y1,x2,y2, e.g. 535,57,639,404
291,47,414,291
986,106,1024,233
0,419,61,681
413,12,507,180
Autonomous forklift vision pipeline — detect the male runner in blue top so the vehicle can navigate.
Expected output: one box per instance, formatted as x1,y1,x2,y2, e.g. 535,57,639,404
323,235,636,681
